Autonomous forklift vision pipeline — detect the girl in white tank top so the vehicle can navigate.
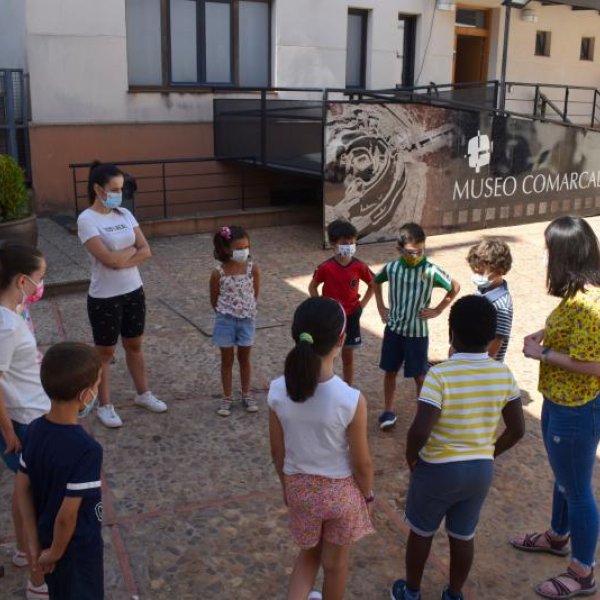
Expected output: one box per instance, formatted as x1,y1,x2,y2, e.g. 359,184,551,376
268,296,374,600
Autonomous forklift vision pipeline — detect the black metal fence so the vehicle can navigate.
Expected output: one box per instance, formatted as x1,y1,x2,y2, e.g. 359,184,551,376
213,88,325,177
69,157,259,219
0,69,30,178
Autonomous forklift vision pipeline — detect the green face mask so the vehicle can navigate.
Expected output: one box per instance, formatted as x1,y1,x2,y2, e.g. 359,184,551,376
403,254,425,267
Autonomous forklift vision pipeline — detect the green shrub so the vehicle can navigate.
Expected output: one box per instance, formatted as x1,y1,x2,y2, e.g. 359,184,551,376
0,154,30,222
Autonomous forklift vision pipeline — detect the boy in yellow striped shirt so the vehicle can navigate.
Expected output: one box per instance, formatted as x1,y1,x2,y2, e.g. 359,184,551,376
390,295,525,600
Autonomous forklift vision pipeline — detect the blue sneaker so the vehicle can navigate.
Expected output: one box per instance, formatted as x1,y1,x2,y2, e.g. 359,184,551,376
379,411,398,430
390,579,421,600
441,586,464,600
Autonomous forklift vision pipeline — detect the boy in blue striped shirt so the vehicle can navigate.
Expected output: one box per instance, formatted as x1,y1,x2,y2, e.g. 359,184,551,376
374,223,460,430
467,239,513,363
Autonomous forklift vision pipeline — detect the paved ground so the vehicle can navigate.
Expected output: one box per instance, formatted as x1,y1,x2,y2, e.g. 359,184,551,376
2,217,600,599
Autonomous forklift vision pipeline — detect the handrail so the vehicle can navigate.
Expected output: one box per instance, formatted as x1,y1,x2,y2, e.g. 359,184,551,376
538,92,572,124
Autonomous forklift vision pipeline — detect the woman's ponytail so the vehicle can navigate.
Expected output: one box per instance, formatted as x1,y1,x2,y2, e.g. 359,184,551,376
284,297,345,403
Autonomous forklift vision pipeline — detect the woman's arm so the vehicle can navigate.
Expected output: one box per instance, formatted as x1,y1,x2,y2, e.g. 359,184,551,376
0,374,19,455
347,394,374,498
209,270,220,310
117,227,152,269
252,263,260,300
84,237,136,270
523,340,600,376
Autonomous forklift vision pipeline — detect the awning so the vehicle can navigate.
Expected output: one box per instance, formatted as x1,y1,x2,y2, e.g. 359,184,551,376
541,0,600,9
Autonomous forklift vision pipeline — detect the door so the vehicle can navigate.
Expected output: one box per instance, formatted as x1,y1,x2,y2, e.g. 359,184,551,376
453,7,490,84
397,14,417,88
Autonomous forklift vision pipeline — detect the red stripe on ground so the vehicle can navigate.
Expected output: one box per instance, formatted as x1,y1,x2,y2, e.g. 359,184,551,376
101,479,139,597
114,487,281,526
375,498,478,599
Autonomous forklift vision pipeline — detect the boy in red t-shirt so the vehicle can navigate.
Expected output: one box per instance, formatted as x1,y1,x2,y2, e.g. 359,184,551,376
308,220,374,385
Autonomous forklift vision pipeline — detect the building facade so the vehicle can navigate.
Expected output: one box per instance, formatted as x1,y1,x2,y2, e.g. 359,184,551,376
2,0,600,214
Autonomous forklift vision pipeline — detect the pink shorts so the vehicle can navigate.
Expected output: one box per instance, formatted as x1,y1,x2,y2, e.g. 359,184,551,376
284,473,374,548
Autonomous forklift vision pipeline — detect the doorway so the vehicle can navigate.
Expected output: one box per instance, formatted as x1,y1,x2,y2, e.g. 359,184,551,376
397,14,417,88
454,7,490,84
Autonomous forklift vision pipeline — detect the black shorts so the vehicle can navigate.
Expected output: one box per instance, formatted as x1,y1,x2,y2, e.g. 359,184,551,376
344,306,363,348
46,545,104,600
87,286,146,347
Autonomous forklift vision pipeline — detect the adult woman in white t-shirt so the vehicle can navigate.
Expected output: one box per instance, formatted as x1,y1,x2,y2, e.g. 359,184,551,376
0,242,50,599
77,161,166,428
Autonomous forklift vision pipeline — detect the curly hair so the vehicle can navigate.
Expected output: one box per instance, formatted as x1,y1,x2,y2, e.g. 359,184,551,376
467,239,512,275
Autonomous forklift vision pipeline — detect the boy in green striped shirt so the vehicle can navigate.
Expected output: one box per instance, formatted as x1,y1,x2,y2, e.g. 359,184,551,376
374,223,460,430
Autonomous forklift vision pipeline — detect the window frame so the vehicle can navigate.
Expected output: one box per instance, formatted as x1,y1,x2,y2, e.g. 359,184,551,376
580,37,595,62
129,0,272,91
346,8,369,89
534,30,551,58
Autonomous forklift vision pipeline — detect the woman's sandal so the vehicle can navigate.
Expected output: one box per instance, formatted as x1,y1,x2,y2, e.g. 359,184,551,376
511,531,570,556
535,568,597,599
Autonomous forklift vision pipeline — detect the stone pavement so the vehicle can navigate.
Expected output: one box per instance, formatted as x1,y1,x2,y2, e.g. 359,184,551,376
2,217,600,599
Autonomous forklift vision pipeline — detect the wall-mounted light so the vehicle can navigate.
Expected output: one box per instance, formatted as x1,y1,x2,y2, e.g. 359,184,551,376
520,8,538,22
436,0,456,11
502,0,531,7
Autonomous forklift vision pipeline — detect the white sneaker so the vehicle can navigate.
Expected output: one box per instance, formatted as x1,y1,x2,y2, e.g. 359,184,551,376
97,404,123,428
12,548,28,567
134,391,167,413
308,592,322,600
26,581,49,600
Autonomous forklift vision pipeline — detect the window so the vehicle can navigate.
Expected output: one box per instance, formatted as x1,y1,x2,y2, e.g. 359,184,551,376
535,31,551,57
126,0,271,88
346,9,368,88
581,37,595,61
455,9,486,28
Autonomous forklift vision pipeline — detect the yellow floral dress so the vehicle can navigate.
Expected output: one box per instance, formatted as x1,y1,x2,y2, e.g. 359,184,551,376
539,288,600,406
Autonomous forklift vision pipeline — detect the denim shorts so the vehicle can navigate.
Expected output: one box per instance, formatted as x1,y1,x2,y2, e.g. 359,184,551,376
0,420,29,473
213,312,256,347
379,328,428,377
405,459,494,540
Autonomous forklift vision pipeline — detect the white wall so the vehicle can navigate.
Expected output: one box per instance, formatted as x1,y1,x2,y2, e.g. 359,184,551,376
25,0,600,125
0,0,27,69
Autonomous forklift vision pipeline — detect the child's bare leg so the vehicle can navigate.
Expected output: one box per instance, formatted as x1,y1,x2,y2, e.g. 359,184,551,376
384,371,398,412
237,346,252,396
220,348,235,397
341,347,354,385
448,536,474,596
406,530,434,592
288,543,322,600
321,542,351,600
414,374,425,398
12,486,44,586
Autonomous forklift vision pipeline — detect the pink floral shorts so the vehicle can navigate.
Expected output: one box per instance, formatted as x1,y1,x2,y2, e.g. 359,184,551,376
284,473,374,548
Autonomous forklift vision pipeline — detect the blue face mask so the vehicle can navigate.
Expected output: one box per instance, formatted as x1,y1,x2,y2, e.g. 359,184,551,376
78,392,98,419
103,192,122,210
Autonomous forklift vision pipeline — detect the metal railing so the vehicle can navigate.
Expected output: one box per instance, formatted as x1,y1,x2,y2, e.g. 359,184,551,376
0,69,31,179
69,156,257,219
505,81,600,127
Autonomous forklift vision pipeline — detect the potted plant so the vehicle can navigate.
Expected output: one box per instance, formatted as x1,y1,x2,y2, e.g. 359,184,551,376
0,154,37,246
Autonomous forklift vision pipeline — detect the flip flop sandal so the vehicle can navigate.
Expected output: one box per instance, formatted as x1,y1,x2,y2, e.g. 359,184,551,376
511,531,570,556
535,568,597,599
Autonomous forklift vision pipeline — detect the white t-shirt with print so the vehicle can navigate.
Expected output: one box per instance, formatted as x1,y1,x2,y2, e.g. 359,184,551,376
77,207,143,299
0,307,50,425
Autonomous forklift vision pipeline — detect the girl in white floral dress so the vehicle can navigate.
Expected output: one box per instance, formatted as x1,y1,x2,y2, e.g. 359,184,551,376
210,225,260,416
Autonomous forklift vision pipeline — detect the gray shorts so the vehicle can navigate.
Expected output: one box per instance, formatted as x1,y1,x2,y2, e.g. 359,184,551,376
405,459,494,541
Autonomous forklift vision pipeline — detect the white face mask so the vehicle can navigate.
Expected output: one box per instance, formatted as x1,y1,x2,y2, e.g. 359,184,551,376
472,273,491,289
231,248,249,263
337,244,356,258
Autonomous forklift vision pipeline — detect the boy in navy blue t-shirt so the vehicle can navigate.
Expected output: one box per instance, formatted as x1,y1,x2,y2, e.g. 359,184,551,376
15,342,103,600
